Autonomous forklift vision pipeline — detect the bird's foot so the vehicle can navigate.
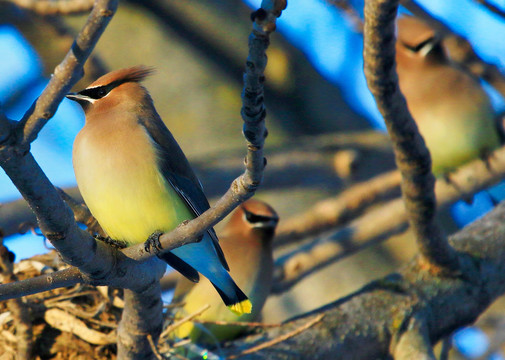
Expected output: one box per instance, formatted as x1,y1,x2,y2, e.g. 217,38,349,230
144,230,164,254
94,235,127,249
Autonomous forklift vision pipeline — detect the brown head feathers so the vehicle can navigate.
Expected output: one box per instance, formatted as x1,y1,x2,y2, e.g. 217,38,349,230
88,66,155,89
66,66,155,107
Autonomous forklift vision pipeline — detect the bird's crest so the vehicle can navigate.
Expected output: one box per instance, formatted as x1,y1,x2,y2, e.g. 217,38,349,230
88,65,155,89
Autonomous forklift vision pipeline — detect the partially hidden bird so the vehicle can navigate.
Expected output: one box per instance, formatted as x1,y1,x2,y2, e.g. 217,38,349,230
171,199,278,344
67,66,251,315
395,16,500,176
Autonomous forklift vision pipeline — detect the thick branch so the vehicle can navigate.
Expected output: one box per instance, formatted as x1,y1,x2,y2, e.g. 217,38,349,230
222,203,505,359
363,0,459,271
17,0,118,145
117,285,163,359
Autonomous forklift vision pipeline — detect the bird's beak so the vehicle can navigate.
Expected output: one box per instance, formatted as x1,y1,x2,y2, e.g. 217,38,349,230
65,93,86,102
65,92,92,111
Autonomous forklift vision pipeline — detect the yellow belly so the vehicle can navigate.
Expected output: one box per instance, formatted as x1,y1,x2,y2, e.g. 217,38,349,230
73,120,194,245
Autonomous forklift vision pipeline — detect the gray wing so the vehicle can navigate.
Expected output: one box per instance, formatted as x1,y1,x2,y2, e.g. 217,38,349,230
138,107,229,271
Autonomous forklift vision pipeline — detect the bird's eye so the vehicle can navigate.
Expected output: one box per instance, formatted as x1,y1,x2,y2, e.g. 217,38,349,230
97,88,107,97
79,86,109,100
404,37,436,54
244,210,275,224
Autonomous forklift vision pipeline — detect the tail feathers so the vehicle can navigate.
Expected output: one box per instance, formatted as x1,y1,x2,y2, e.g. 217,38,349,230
212,281,252,315
158,252,200,283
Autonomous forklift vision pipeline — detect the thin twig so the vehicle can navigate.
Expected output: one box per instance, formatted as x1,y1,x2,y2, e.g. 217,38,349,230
275,169,401,247
147,334,165,360
226,314,324,359
327,0,363,32
160,304,211,339
193,319,281,328
165,348,191,360
363,0,459,271
473,0,505,20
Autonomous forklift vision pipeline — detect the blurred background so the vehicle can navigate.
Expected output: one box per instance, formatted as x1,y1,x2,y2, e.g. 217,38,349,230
2,0,505,358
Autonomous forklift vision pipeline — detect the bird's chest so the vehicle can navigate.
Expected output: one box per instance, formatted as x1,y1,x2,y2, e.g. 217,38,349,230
73,122,190,244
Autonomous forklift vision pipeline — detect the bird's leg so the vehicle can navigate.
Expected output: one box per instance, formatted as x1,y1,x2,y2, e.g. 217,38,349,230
94,234,127,249
144,230,164,254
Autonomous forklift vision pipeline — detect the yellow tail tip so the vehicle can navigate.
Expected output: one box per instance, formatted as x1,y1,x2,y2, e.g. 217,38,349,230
228,299,252,315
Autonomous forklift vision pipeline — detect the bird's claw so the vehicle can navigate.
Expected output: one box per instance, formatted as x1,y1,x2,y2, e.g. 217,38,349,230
94,235,127,249
144,230,164,254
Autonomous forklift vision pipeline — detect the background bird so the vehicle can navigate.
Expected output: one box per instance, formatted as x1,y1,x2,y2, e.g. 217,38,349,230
395,15,500,176
171,199,278,344
67,66,251,315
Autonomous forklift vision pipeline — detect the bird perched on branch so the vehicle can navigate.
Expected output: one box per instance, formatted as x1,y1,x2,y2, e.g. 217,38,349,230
171,199,278,344
67,66,251,315
395,16,500,176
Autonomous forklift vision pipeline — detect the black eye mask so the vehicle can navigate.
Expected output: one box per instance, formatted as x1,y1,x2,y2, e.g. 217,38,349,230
403,37,436,53
244,209,277,224
78,86,110,100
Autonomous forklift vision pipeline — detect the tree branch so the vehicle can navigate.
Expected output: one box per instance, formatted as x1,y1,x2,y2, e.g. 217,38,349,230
274,169,401,246
16,0,118,146
363,0,459,271
473,0,505,20
117,285,163,359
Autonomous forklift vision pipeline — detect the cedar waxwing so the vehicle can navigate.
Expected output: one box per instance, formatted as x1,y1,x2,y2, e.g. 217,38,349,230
396,16,500,176
171,199,278,344
67,66,251,315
